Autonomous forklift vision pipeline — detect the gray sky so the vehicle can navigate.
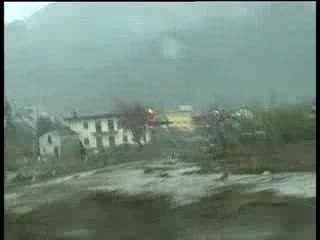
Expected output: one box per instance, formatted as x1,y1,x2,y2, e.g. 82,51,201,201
4,2,257,24
4,2,52,23
4,2,259,25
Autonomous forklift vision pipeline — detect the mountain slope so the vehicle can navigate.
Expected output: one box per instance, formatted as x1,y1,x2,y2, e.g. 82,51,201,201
5,2,315,115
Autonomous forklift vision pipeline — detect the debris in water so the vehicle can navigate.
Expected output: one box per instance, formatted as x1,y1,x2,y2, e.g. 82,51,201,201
262,171,272,176
143,168,154,174
159,172,170,178
32,176,37,182
216,172,229,182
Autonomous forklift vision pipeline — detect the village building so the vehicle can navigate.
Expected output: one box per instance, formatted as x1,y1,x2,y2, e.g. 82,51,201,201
163,105,195,131
232,108,253,119
39,128,81,160
63,112,152,150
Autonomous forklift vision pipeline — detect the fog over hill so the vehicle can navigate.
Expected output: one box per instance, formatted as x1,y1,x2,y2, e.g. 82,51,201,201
5,2,315,116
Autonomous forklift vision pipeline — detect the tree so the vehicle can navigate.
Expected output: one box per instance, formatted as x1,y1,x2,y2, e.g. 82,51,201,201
196,108,240,156
38,116,55,136
4,98,12,122
4,128,20,170
4,98,16,141
120,103,149,150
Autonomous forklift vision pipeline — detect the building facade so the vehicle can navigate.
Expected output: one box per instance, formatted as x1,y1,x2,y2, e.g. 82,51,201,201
39,128,80,160
63,113,151,150
164,105,195,131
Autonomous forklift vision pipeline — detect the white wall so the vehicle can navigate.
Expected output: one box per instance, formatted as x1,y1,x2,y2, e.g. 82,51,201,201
65,117,151,150
117,127,151,145
67,118,119,134
101,119,108,132
67,119,96,149
100,118,119,132
102,136,109,148
39,131,61,157
100,129,134,148
117,128,135,145
145,127,152,143
79,134,97,149
68,119,96,134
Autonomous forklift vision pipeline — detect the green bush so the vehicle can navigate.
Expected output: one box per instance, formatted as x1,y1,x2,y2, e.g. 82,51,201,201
248,102,315,144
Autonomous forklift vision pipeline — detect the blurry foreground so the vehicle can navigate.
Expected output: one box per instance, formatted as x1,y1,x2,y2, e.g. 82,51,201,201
5,157,315,240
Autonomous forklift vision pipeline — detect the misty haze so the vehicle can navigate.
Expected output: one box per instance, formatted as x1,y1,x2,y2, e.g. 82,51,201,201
5,2,316,240
5,2,315,115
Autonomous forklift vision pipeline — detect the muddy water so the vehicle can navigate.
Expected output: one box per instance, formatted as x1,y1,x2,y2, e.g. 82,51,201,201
4,159,316,214
5,159,315,240
5,188,315,240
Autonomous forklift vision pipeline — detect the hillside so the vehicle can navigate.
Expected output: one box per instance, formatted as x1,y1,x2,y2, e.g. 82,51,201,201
4,2,315,115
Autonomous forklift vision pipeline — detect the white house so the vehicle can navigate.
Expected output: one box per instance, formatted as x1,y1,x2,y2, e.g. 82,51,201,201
39,128,79,160
232,108,253,119
63,112,151,150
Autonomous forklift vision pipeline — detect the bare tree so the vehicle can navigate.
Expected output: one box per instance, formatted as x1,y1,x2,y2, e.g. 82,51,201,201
38,116,56,137
120,103,149,149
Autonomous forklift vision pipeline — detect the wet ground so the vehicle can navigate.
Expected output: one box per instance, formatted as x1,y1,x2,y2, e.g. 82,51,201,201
5,158,316,240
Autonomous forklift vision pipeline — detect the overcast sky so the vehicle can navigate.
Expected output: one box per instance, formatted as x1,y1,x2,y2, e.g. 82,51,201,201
4,2,258,24
4,2,52,23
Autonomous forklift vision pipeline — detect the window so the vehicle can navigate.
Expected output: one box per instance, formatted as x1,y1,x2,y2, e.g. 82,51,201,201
108,119,114,131
54,147,59,159
84,138,89,145
83,121,88,129
48,135,52,144
95,120,102,132
109,135,115,147
96,136,103,149
123,135,128,143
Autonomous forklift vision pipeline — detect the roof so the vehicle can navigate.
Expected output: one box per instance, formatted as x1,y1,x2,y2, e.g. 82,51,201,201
55,128,78,136
39,128,78,138
64,112,122,121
